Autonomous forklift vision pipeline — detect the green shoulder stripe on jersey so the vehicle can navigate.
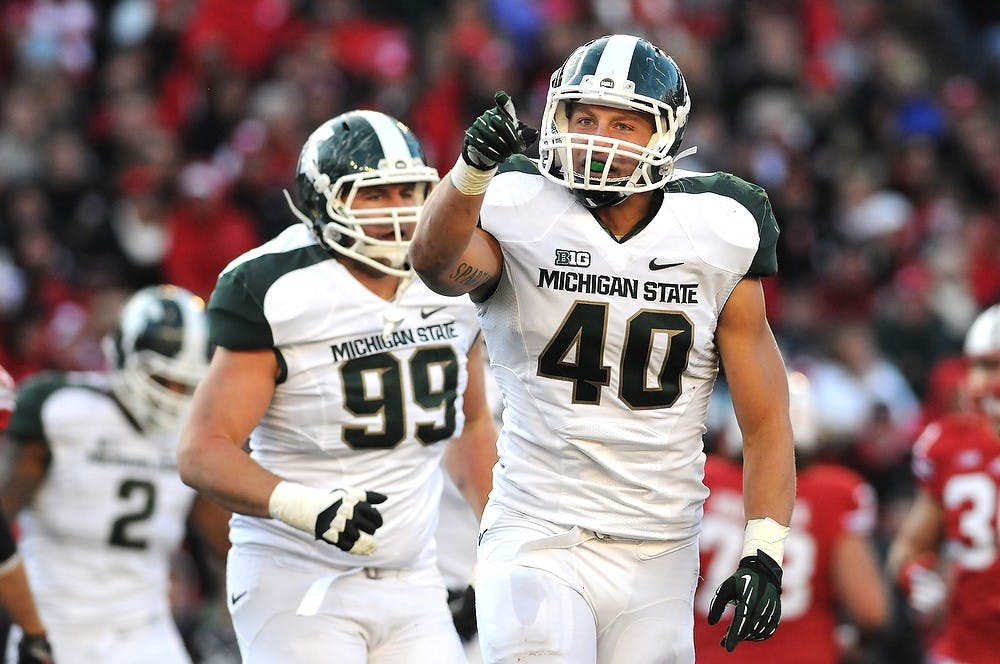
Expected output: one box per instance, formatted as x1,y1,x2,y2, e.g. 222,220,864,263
497,154,540,176
664,173,779,276
6,372,103,445
209,244,329,350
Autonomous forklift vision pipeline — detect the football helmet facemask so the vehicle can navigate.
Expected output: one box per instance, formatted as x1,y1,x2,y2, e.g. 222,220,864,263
964,304,1000,424
103,285,210,433
539,34,693,209
286,110,439,277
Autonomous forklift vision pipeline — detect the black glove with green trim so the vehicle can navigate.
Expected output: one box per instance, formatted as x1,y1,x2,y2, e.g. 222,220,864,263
18,633,54,664
462,91,538,171
707,549,782,652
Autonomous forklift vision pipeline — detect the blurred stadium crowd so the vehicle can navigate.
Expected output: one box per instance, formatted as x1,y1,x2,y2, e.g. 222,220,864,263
1,0,1000,661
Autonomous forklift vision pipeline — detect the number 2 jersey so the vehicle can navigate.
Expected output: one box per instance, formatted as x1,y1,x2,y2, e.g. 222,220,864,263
6,371,196,627
209,223,481,570
692,455,878,664
476,158,779,541
911,412,1000,664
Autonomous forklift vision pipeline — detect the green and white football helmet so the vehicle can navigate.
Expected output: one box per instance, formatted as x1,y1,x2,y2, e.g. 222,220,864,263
287,110,439,277
539,34,692,209
103,285,210,433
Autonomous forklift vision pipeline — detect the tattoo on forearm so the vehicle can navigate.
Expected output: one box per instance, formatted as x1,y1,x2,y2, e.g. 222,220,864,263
450,262,491,287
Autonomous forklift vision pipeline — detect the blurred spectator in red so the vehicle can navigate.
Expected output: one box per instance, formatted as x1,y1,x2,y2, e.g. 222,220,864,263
162,161,259,300
919,355,969,429
964,210,1000,307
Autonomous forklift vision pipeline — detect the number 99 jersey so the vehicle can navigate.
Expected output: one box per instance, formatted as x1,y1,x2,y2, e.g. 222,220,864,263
209,224,481,570
476,158,779,541
911,413,1000,664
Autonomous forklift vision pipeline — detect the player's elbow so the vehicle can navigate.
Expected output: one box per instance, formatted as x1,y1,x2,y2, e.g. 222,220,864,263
409,253,467,297
408,239,448,284
176,433,208,491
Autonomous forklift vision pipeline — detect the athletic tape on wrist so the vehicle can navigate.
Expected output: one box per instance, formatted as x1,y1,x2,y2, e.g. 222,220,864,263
449,157,496,196
742,517,790,564
268,480,320,534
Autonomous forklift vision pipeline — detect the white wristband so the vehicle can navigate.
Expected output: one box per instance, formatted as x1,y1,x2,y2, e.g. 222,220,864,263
268,480,323,534
449,157,497,196
741,517,790,565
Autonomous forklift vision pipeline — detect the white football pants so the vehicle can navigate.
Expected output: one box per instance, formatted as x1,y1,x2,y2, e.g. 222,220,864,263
476,503,699,664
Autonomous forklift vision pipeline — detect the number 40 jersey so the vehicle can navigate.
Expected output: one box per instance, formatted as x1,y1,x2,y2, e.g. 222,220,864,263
476,159,779,542
6,371,197,627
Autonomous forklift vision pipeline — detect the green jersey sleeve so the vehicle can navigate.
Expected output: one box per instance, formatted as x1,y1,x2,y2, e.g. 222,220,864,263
207,270,274,350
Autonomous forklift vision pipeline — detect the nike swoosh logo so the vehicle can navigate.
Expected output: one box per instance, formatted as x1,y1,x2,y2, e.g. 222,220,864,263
230,590,248,605
421,306,446,319
648,259,683,271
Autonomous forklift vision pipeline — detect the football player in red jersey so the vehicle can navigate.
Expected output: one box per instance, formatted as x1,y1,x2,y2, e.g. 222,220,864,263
889,303,1000,664
0,364,55,663
695,371,890,663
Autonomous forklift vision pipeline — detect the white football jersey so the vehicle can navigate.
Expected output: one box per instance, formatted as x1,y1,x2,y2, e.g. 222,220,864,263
210,224,481,570
7,372,196,627
477,158,780,541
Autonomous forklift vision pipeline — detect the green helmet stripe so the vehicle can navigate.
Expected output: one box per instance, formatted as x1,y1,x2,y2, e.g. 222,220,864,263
357,110,410,160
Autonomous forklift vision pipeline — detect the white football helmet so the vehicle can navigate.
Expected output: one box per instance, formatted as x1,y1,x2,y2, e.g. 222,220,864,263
103,285,210,432
286,110,439,277
538,34,692,209
964,304,1000,423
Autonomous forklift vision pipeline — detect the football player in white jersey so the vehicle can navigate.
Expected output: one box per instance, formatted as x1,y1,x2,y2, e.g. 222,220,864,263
410,34,797,664
177,109,498,663
0,285,229,664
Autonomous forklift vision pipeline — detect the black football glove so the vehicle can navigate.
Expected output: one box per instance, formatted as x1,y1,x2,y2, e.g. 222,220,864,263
462,91,538,171
313,489,387,554
269,481,388,555
18,633,54,664
447,584,478,642
707,550,782,652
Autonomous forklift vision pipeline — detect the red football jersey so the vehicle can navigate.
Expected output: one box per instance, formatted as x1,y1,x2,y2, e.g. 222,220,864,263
694,455,877,664
911,413,1000,664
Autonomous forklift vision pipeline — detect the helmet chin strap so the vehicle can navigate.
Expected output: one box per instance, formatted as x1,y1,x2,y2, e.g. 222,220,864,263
575,190,628,209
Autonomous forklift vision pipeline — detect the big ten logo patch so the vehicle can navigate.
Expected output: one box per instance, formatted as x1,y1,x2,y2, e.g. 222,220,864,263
554,249,591,268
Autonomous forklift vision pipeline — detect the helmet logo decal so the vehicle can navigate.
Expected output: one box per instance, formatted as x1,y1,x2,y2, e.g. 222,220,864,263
132,298,184,358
